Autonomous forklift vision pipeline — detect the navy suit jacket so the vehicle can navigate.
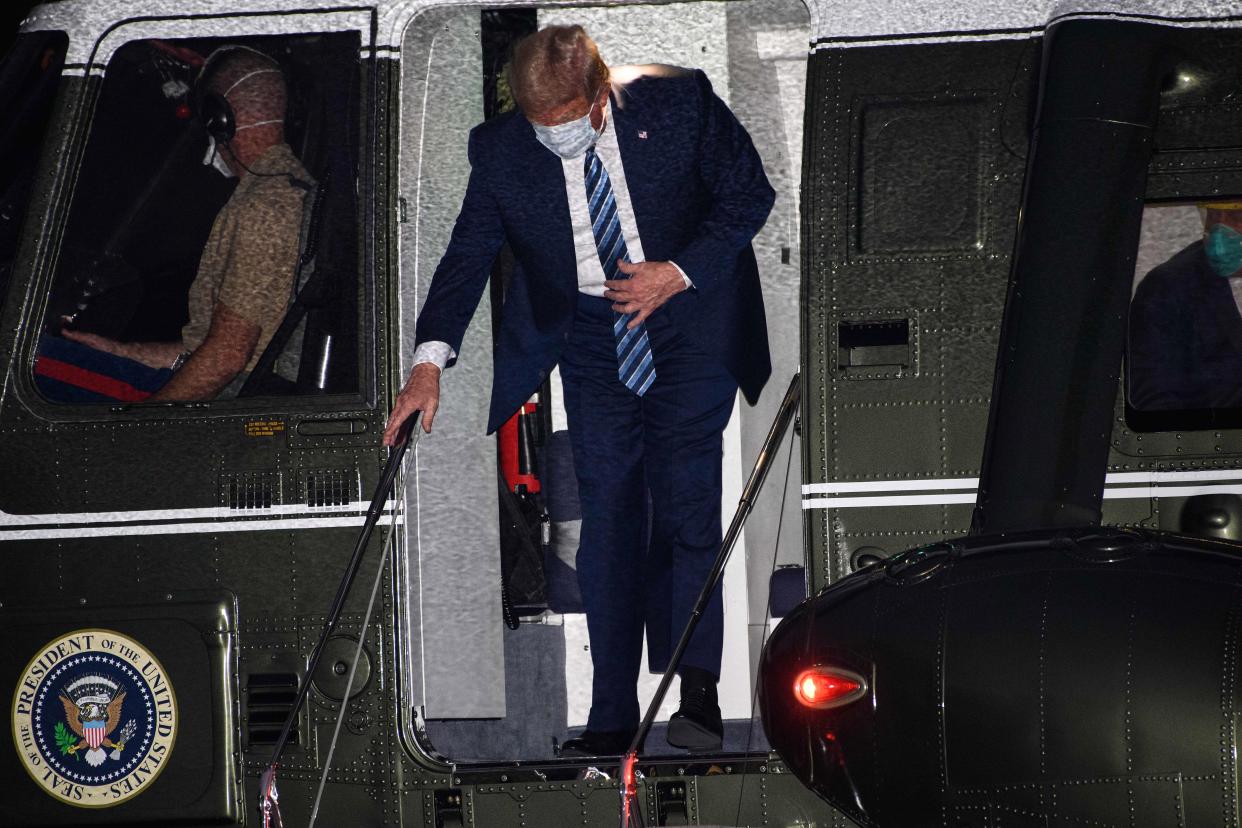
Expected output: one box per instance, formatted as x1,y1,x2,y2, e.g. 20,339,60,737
414,68,775,433
1128,240,1242,410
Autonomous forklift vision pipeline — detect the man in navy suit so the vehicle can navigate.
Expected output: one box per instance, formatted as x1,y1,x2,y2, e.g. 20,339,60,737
1129,202,1242,411
384,25,773,756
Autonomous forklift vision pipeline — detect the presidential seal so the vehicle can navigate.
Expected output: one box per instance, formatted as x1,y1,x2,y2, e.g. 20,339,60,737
11,629,177,808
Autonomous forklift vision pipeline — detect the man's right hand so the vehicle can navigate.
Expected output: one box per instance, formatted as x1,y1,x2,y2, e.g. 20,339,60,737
384,362,441,446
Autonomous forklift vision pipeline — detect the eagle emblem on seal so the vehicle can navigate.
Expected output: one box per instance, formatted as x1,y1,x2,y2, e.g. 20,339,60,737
55,675,136,767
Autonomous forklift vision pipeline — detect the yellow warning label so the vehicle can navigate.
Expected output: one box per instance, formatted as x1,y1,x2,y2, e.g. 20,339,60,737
245,420,286,438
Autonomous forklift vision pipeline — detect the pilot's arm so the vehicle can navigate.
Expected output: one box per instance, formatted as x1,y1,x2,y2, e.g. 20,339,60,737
151,182,302,401
147,303,259,401
61,305,262,401
59,328,183,370
61,152,304,402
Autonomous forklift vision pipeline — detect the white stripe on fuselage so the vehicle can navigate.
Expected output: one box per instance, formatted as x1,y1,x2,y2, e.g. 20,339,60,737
0,501,399,540
801,469,1242,509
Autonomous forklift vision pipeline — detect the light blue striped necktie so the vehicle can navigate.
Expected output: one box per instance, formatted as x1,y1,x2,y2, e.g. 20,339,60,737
584,146,656,395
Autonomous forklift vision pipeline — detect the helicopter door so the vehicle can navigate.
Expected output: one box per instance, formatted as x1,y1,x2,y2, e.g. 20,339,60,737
395,0,809,762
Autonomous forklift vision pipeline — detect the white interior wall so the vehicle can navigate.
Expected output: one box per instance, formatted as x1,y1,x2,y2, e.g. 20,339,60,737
397,8,504,719
724,0,810,693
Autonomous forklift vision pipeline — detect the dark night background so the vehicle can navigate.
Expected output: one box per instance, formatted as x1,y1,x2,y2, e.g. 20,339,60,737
2,3,38,57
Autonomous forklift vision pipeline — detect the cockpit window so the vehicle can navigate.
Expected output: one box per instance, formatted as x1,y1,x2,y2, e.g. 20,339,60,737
1126,200,1242,429
0,32,67,318
34,32,362,404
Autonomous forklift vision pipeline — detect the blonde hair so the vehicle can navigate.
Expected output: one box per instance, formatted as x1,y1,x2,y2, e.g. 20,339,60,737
507,25,608,119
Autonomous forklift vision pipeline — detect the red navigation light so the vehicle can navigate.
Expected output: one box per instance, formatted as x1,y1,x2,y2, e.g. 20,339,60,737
793,667,866,710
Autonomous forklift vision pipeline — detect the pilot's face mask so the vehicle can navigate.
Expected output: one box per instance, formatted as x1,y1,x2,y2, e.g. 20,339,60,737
532,92,605,159
202,114,285,179
1205,223,1242,279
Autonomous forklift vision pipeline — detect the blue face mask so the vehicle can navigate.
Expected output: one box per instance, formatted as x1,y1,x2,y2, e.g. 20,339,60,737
532,99,602,159
1206,224,1242,278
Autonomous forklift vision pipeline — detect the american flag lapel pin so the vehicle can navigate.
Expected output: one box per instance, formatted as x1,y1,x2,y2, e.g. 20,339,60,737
638,130,648,139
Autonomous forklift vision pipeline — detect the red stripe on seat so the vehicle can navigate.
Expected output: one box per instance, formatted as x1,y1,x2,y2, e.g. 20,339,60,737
34,356,153,402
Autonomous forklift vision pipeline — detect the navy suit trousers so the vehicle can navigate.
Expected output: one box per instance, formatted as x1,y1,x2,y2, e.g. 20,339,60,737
559,295,736,733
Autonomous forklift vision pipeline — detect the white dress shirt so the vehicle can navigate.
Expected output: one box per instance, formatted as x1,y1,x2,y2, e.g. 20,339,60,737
412,100,689,371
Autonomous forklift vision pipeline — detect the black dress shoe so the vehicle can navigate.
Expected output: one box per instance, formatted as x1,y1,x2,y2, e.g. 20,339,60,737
559,729,637,757
667,684,723,751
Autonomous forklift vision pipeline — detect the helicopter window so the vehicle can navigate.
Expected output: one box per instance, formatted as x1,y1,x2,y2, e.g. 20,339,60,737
34,32,362,404
396,0,808,763
1125,200,1242,429
0,32,67,319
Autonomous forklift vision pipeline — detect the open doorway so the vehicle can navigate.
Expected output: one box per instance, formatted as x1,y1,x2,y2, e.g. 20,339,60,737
396,0,809,763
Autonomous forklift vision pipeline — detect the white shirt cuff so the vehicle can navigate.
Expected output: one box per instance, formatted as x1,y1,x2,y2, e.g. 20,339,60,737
413,341,455,372
670,261,693,290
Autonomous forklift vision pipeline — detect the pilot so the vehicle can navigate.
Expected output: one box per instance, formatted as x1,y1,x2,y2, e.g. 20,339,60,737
383,25,774,756
1128,201,1242,410
62,46,313,401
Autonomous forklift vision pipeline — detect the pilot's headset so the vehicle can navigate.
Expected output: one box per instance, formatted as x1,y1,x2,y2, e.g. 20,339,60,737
196,45,285,177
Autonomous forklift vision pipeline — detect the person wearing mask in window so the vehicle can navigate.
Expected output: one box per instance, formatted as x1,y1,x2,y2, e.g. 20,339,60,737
61,46,313,401
383,25,773,756
1129,201,1242,410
